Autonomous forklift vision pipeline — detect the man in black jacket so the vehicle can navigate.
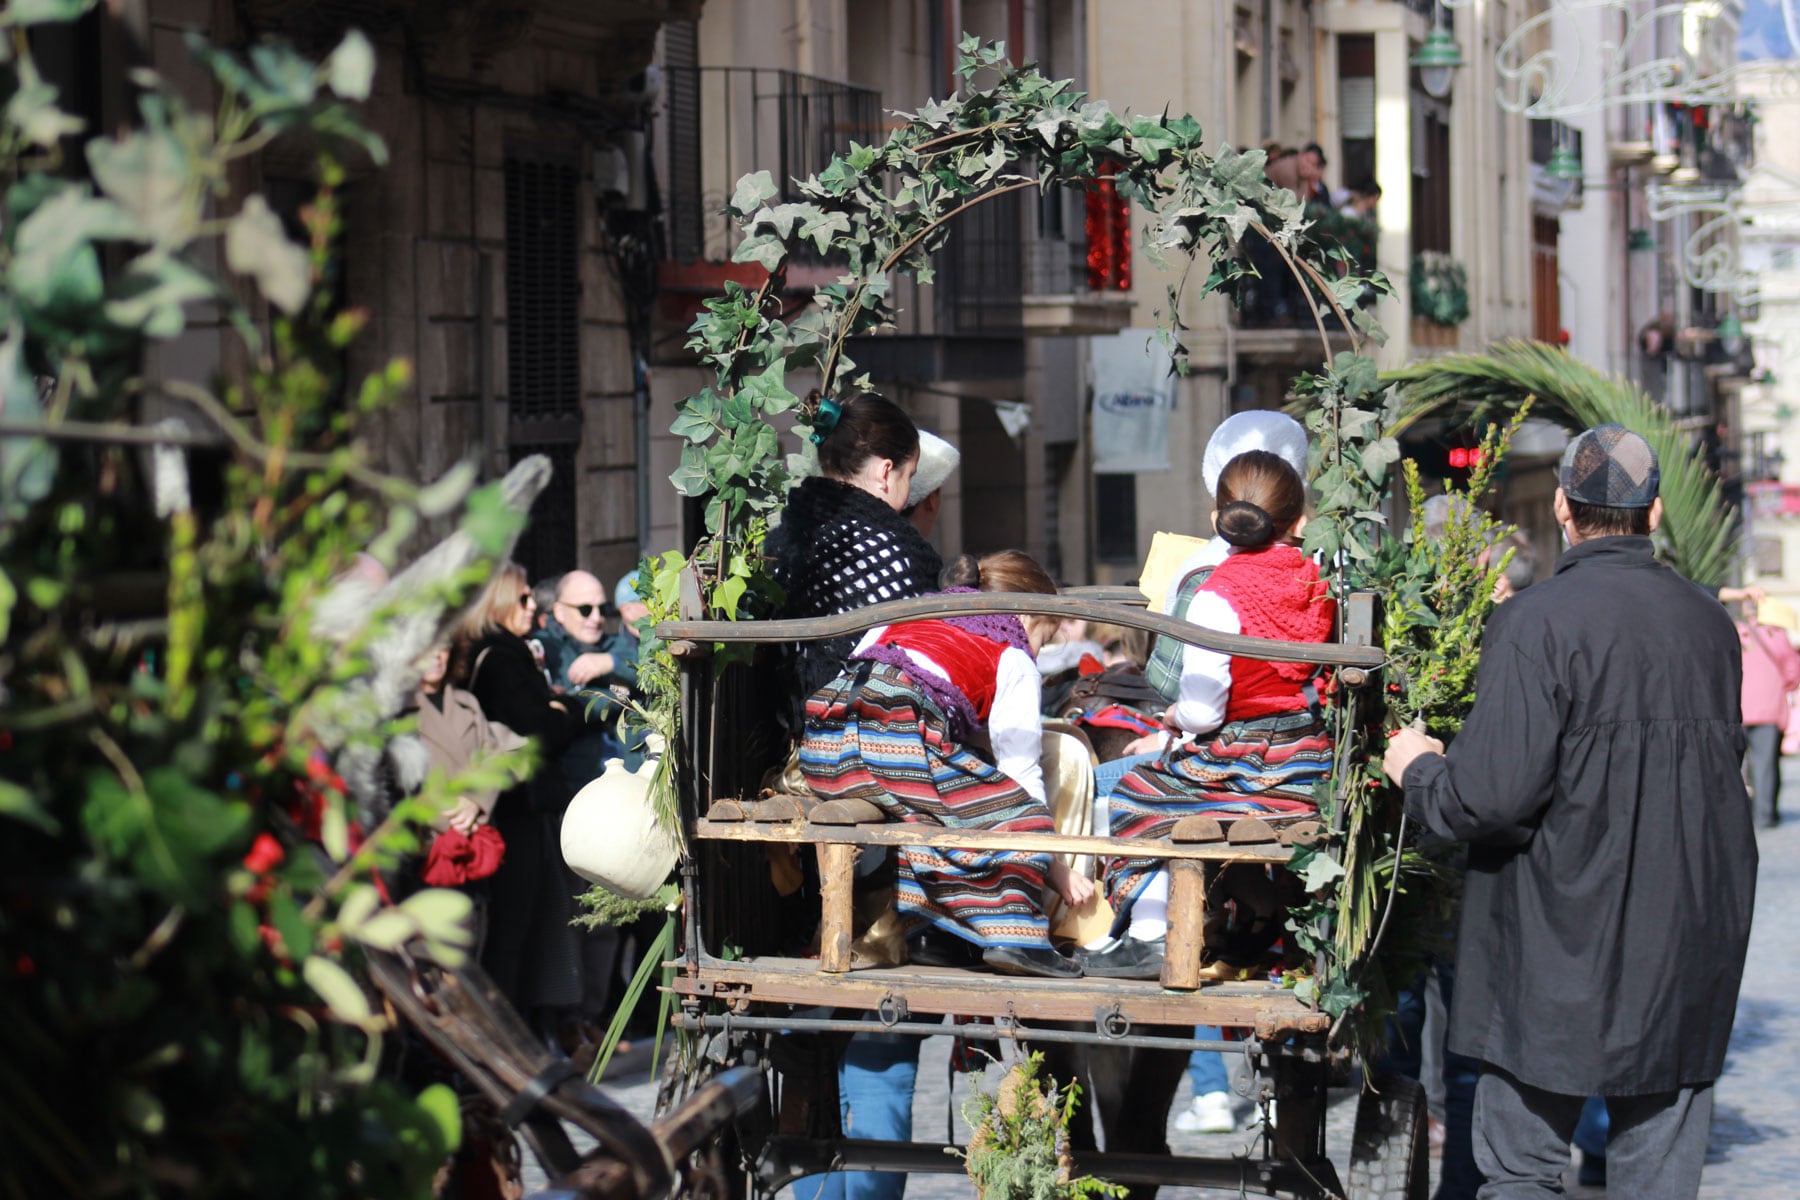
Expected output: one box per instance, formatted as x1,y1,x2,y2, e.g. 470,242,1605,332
1384,424,1756,1199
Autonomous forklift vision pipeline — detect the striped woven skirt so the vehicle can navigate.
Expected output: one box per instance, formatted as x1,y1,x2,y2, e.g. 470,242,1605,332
799,661,1056,949
1102,710,1332,909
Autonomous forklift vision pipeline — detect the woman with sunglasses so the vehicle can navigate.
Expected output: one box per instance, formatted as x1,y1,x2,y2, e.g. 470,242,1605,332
452,561,586,1036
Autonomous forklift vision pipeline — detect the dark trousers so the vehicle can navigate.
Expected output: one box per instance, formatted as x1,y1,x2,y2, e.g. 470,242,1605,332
1472,1067,1711,1199
1745,723,1782,826
1381,958,1482,1200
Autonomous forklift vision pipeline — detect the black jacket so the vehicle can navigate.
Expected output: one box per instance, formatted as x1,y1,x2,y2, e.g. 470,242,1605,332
1402,535,1756,1096
465,631,582,814
765,477,943,725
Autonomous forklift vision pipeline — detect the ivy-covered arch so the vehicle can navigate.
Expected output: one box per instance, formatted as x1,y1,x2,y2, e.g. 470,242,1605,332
637,38,1501,1042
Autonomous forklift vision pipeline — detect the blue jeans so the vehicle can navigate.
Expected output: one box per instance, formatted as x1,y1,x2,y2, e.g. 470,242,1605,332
1094,752,1160,805
791,1031,923,1200
1187,1026,1228,1096
1574,1094,1609,1158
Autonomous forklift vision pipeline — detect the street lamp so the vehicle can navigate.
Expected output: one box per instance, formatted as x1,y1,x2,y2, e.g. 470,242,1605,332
1717,314,1745,356
1545,131,1584,181
1411,25,1465,100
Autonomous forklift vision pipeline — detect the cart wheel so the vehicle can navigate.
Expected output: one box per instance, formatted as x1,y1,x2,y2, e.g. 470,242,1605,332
655,1032,769,1199
1346,1073,1429,1200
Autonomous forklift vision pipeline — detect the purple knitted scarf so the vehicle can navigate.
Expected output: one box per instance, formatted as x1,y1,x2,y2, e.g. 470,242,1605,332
850,589,1035,740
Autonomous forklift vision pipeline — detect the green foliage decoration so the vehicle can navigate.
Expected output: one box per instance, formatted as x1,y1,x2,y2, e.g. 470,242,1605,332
1286,410,1530,1037
0,13,537,1196
658,35,1385,616
1410,250,1470,326
958,1052,1125,1200
1385,339,1739,586
624,36,1506,1055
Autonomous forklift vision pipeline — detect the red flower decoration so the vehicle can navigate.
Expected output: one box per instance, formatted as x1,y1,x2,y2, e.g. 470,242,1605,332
243,832,286,875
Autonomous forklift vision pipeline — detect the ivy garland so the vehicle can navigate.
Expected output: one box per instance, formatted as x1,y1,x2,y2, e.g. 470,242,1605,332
627,37,1506,1053
1411,250,1471,326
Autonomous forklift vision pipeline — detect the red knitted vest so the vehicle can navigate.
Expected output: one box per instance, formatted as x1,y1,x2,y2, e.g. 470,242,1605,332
1200,545,1336,720
880,621,1009,720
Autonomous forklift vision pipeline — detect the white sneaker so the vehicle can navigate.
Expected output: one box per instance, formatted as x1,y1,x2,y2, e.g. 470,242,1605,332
1173,1090,1236,1134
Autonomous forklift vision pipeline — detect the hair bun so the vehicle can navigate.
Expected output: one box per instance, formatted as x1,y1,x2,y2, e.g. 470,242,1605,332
939,553,982,589
1216,500,1276,548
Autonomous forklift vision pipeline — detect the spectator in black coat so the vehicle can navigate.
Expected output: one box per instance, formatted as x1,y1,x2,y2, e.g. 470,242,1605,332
1384,426,1755,1199
453,560,587,1038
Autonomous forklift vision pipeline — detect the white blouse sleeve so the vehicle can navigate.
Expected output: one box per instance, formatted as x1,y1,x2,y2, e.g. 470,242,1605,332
989,647,1047,807
1168,590,1238,734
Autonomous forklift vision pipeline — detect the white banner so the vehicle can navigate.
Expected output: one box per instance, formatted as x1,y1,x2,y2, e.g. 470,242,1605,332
1090,330,1175,473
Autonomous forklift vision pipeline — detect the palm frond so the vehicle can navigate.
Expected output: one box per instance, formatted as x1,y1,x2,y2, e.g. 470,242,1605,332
1382,340,1738,586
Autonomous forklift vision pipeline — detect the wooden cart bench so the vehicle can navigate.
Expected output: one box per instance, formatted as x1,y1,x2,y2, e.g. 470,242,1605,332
656,589,1383,1016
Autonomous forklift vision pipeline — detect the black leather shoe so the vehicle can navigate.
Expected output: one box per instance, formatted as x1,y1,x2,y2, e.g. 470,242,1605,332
907,926,982,968
1077,935,1166,980
982,945,1083,979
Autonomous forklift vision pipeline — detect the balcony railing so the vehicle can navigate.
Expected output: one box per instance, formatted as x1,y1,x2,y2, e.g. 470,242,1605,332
662,66,884,264
657,65,1129,343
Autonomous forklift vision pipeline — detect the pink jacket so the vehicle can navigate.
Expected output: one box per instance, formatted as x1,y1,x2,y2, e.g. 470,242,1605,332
1738,621,1800,728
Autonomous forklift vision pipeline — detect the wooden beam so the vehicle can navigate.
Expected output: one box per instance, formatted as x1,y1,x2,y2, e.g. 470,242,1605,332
692,819,1297,864
670,955,1329,1037
656,592,1386,668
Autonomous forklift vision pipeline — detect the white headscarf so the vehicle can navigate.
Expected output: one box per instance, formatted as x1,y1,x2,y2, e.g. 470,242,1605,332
906,430,961,505
1201,410,1310,496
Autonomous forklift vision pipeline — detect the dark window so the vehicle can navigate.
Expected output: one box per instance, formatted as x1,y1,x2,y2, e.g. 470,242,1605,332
504,150,583,581
510,442,579,582
662,20,704,262
504,154,581,423
1095,474,1138,564
1410,98,1452,254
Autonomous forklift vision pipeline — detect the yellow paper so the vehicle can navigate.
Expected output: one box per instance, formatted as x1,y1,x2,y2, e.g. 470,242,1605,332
1138,531,1210,609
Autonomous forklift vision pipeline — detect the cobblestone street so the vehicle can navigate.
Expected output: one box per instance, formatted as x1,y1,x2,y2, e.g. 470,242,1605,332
541,764,1800,1198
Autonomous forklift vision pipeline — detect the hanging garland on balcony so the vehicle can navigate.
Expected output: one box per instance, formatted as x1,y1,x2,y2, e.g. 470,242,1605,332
622,35,1507,1053
1411,250,1471,326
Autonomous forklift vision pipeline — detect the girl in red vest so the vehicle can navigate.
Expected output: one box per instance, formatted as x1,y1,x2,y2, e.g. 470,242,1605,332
800,550,1092,979
1083,450,1336,979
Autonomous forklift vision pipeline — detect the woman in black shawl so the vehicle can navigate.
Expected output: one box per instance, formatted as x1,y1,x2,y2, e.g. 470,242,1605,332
765,394,944,728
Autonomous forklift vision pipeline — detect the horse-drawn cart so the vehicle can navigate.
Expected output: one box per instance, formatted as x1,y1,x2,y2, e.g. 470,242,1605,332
640,585,1426,1200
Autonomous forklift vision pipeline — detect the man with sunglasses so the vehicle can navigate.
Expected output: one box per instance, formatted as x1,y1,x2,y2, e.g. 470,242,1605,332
533,571,639,777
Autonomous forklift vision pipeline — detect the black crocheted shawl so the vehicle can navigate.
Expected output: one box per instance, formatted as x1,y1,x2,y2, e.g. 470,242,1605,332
766,476,945,726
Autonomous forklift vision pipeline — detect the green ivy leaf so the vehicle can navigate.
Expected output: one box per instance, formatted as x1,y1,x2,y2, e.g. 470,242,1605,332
225,195,311,315
728,170,779,217
324,30,375,101
88,127,198,247
670,389,721,442
5,70,83,148
104,251,218,339
4,0,98,23
754,202,815,239
11,189,138,318
798,208,852,253
740,361,798,414
730,231,787,273
0,778,58,835
415,1083,463,1154
669,445,710,497
1361,438,1401,483
303,955,373,1026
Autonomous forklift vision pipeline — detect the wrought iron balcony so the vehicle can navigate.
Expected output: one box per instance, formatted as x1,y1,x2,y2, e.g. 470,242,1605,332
661,66,884,266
